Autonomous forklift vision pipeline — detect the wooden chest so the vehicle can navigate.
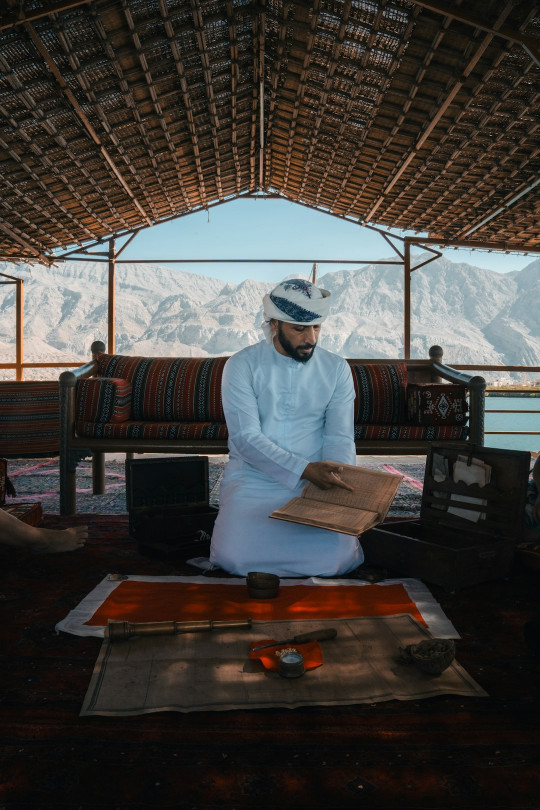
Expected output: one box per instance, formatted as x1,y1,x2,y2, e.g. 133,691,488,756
361,444,531,591
125,456,218,561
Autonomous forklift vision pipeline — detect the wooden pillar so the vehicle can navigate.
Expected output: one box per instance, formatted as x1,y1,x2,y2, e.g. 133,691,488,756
92,451,106,495
404,241,411,359
15,278,23,380
108,238,116,354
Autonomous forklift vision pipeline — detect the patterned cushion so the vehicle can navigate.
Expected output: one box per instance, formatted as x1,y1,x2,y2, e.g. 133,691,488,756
75,421,228,441
0,381,60,456
75,378,132,424
407,384,468,426
348,362,407,425
354,424,468,441
96,354,226,422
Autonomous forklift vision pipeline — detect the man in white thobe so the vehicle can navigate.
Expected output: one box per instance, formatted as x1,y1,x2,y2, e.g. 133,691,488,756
209,278,364,577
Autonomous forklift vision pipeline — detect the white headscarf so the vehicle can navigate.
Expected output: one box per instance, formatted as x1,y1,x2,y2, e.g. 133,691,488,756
261,279,331,343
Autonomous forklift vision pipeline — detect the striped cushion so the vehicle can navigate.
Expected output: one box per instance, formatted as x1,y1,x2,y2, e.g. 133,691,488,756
348,362,407,425
76,377,132,423
75,421,228,441
0,381,60,456
354,424,468,441
96,354,226,422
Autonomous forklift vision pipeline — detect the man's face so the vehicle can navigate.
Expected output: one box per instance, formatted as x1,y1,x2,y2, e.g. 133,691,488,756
274,320,321,363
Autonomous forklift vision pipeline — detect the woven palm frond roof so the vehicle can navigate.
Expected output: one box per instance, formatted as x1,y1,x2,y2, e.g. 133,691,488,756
0,0,539,263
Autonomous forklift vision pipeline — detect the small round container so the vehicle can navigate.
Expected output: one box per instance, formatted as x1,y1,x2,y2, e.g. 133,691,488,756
278,650,305,678
246,571,280,599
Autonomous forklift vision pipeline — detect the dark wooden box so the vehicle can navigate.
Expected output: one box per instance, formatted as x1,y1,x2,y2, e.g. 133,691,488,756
361,444,531,591
125,456,218,561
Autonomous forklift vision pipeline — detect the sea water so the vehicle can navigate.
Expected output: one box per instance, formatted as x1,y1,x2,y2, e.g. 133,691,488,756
484,395,540,453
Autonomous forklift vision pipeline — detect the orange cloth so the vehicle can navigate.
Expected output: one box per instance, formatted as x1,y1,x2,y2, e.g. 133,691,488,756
249,640,323,672
86,581,425,627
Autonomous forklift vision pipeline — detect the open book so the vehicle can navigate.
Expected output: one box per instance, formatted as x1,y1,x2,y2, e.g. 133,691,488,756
270,464,403,536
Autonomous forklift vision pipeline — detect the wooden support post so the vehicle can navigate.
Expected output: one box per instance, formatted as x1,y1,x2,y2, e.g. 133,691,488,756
92,451,105,495
404,242,411,359
15,278,23,380
108,238,116,354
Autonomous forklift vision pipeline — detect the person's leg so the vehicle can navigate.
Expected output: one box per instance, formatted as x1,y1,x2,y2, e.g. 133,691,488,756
0,507,87,553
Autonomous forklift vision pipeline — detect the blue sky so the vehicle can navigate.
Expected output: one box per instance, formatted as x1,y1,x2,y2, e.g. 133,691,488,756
115,197,535,285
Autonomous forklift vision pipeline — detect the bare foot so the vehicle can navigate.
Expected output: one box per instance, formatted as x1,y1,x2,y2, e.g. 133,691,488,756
29,525,88,554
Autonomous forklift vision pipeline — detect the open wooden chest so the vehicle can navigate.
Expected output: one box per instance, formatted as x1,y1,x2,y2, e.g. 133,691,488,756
361,443,531,590
125,456,218,561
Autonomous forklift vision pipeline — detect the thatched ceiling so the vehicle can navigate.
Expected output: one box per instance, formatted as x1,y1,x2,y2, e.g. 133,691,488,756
0,0,539,264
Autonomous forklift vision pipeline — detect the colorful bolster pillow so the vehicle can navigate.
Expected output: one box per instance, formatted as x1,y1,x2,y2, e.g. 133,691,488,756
407,383,468,426
348,362,408,425
75,377,132,423
96,354,226,422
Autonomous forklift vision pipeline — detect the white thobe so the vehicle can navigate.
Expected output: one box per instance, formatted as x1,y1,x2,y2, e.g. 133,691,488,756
209,340,364,577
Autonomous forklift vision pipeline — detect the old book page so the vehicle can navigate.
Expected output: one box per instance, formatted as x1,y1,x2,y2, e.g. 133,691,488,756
270,465,403,536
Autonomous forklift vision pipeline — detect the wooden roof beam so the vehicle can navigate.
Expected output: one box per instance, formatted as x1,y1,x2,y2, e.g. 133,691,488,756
24,20,153,227
0,219,51,263
405,235,540,255
416,122,539,235
225,1,242,194
381,87,539,229
408,0,540,67
0,128,98,243
257,0,265,190
112,2,182,219
279,2,320,193
190,0,224,199
457,177,540,240
0,0,91,31
327,3,416,214
363,2,520,223
0,61,126,238
298,0,352,203
161,6,208,207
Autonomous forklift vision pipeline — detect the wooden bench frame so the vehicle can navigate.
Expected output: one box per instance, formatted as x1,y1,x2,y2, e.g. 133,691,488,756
59,341,485,515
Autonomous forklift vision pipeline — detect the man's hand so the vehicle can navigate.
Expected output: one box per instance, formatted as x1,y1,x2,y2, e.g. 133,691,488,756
301,461,354,492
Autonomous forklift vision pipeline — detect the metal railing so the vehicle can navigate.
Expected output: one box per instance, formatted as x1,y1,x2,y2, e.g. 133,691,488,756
452,364,540,447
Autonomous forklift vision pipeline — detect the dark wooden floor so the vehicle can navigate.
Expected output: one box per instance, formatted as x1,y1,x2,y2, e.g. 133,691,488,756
1,514,539,809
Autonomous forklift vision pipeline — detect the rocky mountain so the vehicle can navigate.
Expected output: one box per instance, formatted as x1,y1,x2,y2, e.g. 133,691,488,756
1,255,539,381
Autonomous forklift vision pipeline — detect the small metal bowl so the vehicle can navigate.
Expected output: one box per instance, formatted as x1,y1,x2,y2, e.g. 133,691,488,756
278,650,305,678
246,571,280,599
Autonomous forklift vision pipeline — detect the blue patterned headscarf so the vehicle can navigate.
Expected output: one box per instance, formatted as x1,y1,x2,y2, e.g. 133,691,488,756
261,279,331,342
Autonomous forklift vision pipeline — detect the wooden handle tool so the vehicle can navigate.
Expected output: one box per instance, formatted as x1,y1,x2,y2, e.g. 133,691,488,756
252,627,337,652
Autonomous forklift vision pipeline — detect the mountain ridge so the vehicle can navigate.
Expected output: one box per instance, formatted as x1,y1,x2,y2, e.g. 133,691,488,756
1,255,538,381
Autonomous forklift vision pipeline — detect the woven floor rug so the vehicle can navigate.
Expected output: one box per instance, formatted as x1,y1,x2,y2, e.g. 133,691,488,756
5,455,425,516
1,514,539,808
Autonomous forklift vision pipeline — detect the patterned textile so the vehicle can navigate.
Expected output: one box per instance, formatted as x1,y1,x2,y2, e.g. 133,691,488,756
75,420,228,441
348,362,407,425
407,383,468,426
75,377,132,424
0,381,60,456
96,354,226,422
354,424,468,441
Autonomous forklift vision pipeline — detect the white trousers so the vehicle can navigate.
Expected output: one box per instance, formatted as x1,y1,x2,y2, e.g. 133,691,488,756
209,469,364,577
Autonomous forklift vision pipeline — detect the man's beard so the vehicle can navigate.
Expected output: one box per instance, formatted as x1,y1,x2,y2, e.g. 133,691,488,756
277,324,317,363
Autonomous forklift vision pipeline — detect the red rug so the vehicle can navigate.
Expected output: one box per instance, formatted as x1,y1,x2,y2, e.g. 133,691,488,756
86,580,426,626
